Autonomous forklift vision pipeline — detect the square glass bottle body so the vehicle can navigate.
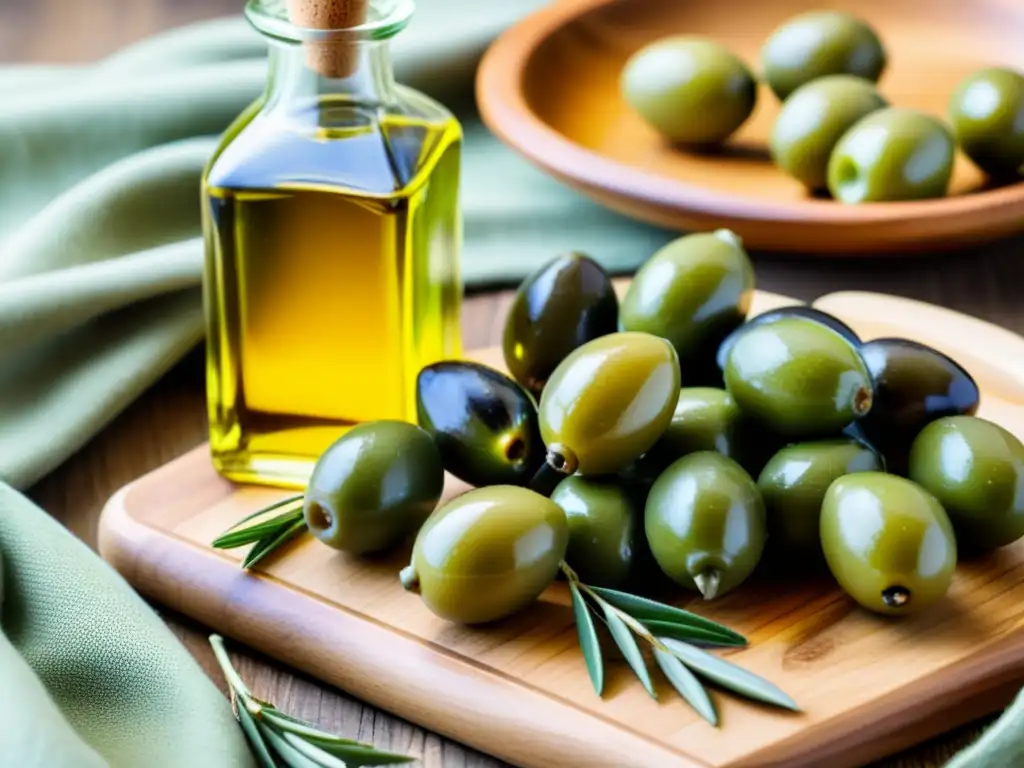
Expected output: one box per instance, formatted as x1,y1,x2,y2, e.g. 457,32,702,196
202,29,462,488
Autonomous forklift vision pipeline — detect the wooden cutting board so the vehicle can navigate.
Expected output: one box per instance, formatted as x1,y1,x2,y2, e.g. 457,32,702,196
98,290,1024,768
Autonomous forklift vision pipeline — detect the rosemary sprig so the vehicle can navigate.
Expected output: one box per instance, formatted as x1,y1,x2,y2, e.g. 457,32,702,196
212,495,307,570
210,635,414,768
560,562,799,724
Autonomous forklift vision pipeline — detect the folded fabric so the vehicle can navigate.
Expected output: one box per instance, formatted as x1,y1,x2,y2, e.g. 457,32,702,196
0,2,1018,767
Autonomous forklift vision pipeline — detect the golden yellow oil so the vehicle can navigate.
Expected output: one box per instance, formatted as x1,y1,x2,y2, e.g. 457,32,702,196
202,97,462,487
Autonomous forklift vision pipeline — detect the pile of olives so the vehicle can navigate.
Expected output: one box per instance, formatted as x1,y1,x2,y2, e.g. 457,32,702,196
621,9,1024,202
262,227,1023,628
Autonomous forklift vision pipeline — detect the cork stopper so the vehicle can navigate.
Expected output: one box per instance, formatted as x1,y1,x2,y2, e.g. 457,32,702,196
286,0,370,78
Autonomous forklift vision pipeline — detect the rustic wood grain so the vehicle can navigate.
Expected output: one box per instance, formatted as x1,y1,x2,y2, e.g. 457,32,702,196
6,0,1022,766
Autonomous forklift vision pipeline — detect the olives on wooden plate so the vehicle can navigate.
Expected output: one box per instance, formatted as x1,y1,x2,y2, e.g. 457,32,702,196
821,473,957,615
551,475,637,588
948,66,1024,178
761,10,887,101
724,316,873,438
909,416,1024,552
417,361,544,487
539,331,680,477
401,486,569,625
858,338,980,473
758,439,883,562
771,75,888,191
622,37,757,146
503,252,618,397
827,108,956,203
646,452,766,600
303,421,444,555
620,230,754,375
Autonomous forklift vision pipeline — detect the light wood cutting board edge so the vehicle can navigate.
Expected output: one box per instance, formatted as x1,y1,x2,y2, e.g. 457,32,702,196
97,289,1024,768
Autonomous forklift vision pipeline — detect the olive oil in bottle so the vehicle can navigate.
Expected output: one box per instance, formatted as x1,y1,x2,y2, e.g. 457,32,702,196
202,0,462,487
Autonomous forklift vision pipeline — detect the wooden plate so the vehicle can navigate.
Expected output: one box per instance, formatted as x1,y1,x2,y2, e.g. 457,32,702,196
100,289,1024,768
476,0,1024,254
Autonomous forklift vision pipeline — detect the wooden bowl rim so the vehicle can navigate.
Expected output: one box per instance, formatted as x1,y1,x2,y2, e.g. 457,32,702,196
475,0,1024,230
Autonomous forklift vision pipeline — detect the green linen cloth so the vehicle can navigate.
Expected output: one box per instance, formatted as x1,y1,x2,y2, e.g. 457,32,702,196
0,2,1020,767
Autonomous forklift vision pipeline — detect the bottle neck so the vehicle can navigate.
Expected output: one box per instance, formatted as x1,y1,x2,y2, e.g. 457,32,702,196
263,38,397,118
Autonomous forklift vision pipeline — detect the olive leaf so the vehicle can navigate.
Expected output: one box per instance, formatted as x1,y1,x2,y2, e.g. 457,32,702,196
601,603,657,699
660,637,800,712
212,495,305,548
654,648,718,726
589,586,747,646
641,620,746,648
241,516,307,570
569,582,604,696
211,635,413,768
236,703,278,768
212,496,308,571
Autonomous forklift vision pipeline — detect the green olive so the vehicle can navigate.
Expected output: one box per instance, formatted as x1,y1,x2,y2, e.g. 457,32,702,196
658,387,741,458
827,108,955,203
503,252,618,397
724,316,873,438
761,11,887,101
539,331,680,477
551,476,637,588
401,486,568,625
858,338,980,475
416,361,544,487
821,473,957,615
622,37,757,146
758,439,883,561
303,421,444,555
909,416,1024,552
620,230,754,376
645,452,766,600
948,66,1024,178
770,75,888,190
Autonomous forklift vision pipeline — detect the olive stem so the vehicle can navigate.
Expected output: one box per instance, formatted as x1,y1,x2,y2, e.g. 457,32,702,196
529,461,569,497
399,565,419,592
882,586,910,608
694,570,721,602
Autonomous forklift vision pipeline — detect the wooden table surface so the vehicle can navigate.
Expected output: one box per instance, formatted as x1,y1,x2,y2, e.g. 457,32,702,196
5,1,1023,766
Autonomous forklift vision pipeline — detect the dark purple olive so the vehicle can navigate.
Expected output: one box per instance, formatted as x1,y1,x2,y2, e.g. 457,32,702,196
503,252,618,397
858,338,980,474
416,362,545,487
716,306,861,373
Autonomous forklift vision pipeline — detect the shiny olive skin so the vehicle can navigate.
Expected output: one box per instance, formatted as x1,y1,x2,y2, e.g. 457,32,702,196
821,473,957,615
761,11,887,101
620,230,754,373
716,305,861,373
724,317,873,438
645,452,766,600
909,416,1024,552
622,37,757,146
303,421,444,555
758,439,883,560
503,252,618,397
948,67,1024,178
539,332,680,476
858,338,980,474
416,361,543,488
659,387,741,458
771,75,888,190
828,108,955,203
551,476,637,588
401,486,568,625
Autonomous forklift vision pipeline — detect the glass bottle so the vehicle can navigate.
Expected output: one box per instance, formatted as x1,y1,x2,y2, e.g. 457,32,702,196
201,0,462,488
